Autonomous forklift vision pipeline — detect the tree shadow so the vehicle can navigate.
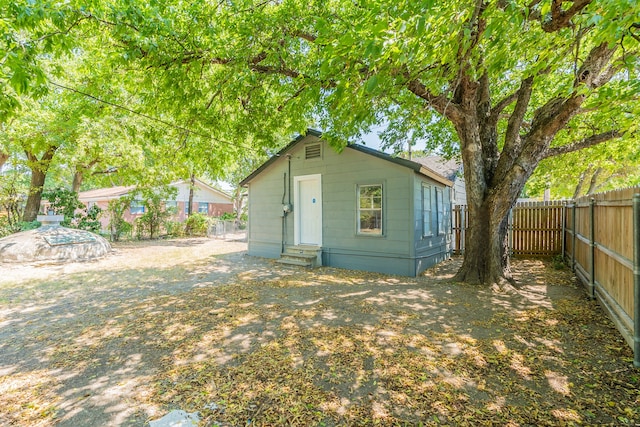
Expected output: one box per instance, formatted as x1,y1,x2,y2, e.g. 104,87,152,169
0,252,636,426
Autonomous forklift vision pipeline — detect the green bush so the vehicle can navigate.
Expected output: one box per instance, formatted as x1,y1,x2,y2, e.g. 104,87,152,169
20,220,41,231
134,217,146,240
164,220,185,237
42,188,84,227
107,198,133,242
131,186,177,240
76,205,103,233
184,213,210,236
0,219,39,238
218,212,236,221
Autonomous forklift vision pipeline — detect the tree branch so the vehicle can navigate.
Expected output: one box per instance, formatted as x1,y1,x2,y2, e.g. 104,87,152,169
526,42,617,145
249,64,300,79
574,42,618,88
277,85,306,111
490,91,519,123
542,130,622,158
289,30,317,43
630,23,640,42
541,0,592,32
462,0,488,56
405,77,462,122
29,15,90,44
504,76,534,149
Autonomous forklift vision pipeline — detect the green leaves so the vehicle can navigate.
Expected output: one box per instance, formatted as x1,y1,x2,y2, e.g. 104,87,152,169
364,75,378,93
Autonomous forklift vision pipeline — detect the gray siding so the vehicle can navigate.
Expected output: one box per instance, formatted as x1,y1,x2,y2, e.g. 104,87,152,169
246,160,290,259
246,136,452,276
411,175,452,276
452,176,467,205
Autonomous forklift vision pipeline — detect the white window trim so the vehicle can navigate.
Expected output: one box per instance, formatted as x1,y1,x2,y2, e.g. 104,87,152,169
436,187,444,235
356,184,383,236
422,184,432,237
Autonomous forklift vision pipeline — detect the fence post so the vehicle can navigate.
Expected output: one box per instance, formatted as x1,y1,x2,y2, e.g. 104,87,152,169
589,198,596,298
561,202,566,262
460,205,465,255
508,207,514,256
572,203,576,271
633,194,640,368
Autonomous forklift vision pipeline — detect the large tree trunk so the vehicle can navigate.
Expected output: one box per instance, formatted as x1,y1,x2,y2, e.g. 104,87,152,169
454,193,517,285
72,170,83,193
452,115,528,285
0,151,8,170
23,168,47,222
72,159,99,193
22,146,58,222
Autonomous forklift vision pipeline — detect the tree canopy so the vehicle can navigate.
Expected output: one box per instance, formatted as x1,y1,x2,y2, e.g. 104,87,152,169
2,0,639,283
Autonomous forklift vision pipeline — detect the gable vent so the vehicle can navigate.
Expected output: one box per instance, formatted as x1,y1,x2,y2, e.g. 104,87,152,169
305,143,322,159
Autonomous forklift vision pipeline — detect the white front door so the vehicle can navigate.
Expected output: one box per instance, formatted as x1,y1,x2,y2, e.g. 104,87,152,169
294,174,322,246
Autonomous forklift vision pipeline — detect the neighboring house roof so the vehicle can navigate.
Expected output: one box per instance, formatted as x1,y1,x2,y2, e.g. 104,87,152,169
173,178,233,201
240,129,454,187
78,185,134,201
78,178,232,202
412,156,462,182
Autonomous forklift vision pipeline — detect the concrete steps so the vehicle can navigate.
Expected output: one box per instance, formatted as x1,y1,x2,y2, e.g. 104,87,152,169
276,245,322,268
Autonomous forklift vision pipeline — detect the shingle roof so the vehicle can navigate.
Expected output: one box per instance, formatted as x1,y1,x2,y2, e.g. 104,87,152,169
411,156,462,182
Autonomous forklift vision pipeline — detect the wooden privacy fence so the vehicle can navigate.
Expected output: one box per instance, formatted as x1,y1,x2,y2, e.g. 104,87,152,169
453,190,640,365
452,201,565,257
564,188,640,365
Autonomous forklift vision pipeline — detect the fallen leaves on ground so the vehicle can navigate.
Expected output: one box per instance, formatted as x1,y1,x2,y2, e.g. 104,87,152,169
1,248,638,426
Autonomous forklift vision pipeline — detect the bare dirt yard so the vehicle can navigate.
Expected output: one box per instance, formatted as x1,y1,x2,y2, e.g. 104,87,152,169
0,238,638,426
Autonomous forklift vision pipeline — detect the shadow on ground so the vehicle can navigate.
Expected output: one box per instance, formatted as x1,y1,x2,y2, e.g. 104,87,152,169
0,240,637,426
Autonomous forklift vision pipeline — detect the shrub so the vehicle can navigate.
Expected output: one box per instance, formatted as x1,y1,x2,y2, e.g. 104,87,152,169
218,212,236,221
107,198,133,242
184,213,210,236
76,205,103,233
20,220,41,231
164,220,185,237
134,217,146,240
42,188,84,227
130,186,177,240
0,220,43,237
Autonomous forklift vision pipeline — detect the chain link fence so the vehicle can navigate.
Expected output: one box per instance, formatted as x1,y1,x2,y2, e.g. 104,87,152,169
208,219,247,241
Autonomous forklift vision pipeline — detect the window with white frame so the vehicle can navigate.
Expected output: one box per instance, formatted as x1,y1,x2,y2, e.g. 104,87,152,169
357,184,382,235
130,200,145,215
436,187,444,235
422,184,432,237
198,202,209,214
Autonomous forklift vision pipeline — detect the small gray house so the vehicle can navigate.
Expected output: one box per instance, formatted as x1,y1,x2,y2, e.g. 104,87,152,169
240,130,455,276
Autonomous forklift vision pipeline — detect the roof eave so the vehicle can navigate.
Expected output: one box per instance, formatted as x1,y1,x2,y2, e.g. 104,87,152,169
240,130,453,187
240,129,322,186
418,167,454,187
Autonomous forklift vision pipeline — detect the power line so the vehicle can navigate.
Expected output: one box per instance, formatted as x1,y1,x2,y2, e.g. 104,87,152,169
48,80,260,153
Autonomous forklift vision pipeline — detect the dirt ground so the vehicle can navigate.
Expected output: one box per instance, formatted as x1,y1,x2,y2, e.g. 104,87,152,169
0,238,638,426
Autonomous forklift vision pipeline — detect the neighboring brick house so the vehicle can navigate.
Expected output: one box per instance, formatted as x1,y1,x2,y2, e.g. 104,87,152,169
78,178,234,231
